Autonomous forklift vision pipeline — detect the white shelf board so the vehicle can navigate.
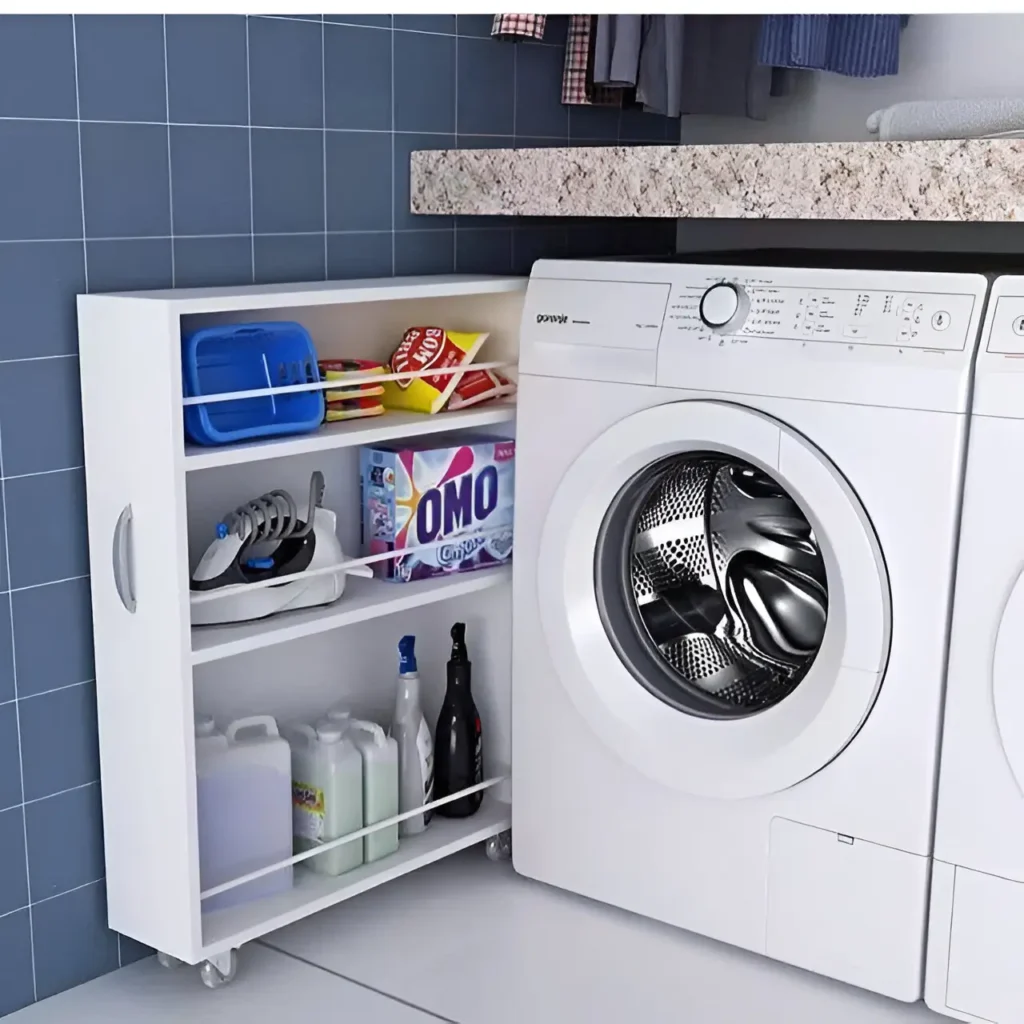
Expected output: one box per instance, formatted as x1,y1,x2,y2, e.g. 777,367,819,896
183,402,516,470
191,566,512,665
201,797,510,955
102,273,526,314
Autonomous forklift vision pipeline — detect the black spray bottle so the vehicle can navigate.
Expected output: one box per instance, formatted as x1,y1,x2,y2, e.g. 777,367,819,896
434,622,483,817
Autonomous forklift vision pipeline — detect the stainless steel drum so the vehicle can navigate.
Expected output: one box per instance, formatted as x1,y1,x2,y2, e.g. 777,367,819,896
596,453,828,719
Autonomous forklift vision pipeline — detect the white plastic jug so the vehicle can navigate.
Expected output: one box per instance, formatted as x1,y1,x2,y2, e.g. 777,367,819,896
288,720,363,876
196,715,293,913
348,720,400,863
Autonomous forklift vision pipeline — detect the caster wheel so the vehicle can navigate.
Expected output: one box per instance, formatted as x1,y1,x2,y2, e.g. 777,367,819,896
199,949,238,989
156,951,183,970
485,829,512,862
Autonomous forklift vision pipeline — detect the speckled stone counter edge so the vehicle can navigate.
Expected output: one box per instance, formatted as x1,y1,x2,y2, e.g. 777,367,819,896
410,140,1024,222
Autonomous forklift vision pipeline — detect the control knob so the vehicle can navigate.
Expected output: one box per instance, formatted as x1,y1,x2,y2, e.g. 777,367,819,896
699,283,749,333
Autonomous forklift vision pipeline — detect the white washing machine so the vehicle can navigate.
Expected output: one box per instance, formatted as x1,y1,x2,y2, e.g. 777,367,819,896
925,276,1024,1023
511,258,988,1002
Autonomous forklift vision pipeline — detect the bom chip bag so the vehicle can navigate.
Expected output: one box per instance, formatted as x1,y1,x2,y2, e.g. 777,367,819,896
448,368,516,411
382,327,489,414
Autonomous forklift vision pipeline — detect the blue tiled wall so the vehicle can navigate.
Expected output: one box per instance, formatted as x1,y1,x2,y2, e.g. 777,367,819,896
0,13,675,1016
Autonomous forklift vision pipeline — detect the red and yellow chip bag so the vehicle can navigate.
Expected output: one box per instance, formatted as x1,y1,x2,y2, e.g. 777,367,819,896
382,327,488,414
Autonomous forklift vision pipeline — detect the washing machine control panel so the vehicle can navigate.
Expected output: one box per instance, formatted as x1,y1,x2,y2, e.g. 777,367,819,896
672,281,976,352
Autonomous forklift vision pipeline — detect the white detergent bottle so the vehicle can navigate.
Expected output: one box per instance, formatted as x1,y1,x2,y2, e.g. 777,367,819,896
391,635,434,836
197,715,293,913
348,719,400,862
287,721,363,876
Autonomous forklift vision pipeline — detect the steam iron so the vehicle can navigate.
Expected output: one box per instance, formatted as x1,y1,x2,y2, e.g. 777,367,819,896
190,471,368,626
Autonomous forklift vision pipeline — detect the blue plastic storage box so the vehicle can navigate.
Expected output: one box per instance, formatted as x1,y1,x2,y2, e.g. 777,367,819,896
182,322,325,446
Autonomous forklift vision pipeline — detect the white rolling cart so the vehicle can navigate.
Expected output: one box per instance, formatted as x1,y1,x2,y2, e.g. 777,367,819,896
77,275,524,988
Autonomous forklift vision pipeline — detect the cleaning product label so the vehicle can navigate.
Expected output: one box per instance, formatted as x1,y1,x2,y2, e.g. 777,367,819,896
417,717,435,822
292,780,325,842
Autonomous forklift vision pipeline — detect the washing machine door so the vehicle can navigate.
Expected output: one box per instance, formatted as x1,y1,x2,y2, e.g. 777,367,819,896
992,572,1024,795
538,400,891,799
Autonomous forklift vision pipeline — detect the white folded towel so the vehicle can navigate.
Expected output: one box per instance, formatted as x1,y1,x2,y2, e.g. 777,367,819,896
867,99,1024,141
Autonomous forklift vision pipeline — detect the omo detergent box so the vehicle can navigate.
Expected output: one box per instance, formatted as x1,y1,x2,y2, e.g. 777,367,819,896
360,434,515,583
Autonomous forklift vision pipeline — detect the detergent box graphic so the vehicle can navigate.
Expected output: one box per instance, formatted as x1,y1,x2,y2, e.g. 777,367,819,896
360,434,515,583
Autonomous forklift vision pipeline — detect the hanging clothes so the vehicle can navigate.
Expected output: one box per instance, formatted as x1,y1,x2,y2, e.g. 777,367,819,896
592,14,643,89
490,14,546,41
562,15,622,107
758,15,902,77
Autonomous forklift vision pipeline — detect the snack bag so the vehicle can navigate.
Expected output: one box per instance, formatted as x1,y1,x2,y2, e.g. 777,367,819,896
324,396,386,422
448,369,516,411
319,359,386,401
381,327,489,415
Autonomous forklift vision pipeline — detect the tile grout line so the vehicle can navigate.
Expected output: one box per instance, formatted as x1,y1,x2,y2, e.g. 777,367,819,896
7,573,91,597
3,465,84,483
0,416,36,1002
321,16,328,280
162,16,175,287
390,20,396,277
0,876,106,927
8,678,94,707
70,15,88,294
452,31,459,273
245,16,255,283
21,778,99,809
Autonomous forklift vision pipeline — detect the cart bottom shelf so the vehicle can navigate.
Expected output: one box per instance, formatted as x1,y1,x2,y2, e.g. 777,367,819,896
200,797,511,956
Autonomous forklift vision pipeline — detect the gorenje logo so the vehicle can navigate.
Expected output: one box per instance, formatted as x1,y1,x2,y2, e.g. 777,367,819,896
536,313,568,324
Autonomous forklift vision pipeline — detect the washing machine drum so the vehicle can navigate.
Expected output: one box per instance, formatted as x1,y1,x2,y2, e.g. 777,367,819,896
597,453,829,719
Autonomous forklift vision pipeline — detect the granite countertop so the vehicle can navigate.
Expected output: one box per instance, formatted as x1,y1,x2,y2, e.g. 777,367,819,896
410,140,1024,221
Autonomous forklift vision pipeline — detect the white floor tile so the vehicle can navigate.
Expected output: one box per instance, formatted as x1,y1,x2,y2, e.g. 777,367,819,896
264,848,950,1024
7,942,438,1023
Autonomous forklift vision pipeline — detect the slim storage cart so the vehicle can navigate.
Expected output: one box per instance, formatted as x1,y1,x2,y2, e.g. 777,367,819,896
77,276,523,985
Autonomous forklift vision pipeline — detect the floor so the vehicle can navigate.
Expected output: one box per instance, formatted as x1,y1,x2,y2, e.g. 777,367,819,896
7,848,950,1024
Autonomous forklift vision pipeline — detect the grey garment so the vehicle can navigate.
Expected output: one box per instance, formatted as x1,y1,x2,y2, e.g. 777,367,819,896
637,15,773,121
592,15,643,88
636,15,683,118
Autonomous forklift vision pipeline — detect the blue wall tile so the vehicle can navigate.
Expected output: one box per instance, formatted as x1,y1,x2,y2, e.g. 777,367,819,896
19,682,99,803
326,132,392,232
325,15,391,27
0,597,14,705
0,121,82,242
118,935,153,966
456,228,513,275
0,707,22,813
0,808,27,915
515,43,569,138
75,15,166,124
0,244,85,361
0,13,678,1012
81,122,170,238
457,37,514,136
0,358,83,477
12,577,93,700
174,236,253,288
254,234,326,285
456,15,494,37
395,230,454,276
395,15,455,33
5,471,89,591
0,15,77,119
33,882,119,1000
251,129,324,234
25,783,103,898
325,24,392,131
327,232,392,279
166,15,249,127
0,911,34,1017
394,32,455,133
86,238,174,292
170,126,251,237
248,17,323,129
